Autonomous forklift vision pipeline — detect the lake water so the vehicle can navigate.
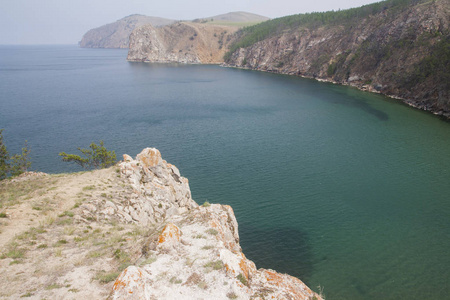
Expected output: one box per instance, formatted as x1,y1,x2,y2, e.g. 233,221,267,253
1,45,449,299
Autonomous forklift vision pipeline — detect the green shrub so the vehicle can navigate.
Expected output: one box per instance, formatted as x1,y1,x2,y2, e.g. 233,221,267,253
59,141,116,170
0,129,8,180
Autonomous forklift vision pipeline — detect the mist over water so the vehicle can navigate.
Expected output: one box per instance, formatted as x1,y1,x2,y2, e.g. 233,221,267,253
1,45,449,299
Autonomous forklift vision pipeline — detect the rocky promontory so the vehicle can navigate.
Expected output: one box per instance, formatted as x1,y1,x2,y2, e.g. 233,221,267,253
0,148,322,299
125,0,449,118
80,14,175,48
127,22,238,64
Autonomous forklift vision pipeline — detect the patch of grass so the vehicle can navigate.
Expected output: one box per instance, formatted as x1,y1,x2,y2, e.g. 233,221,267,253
82,185,95,191
37,244,48,249
169,276,183,284
185,258,197,267
202,201,211,207
205,228,218,235
139,256,157,266
43,216,55,226
88,251,104,258
58,211,74,218
20,292,33,298
198,281,208,289
95,271,120,284
0,176,50,208
237,273,248,286
45,283,63,290
56,218,73,226
193,234,206,239
63,226,76,235
54,239,68,247
204,260,224,271
10,259,23,265
227,292,238,299
1,242,26,259
73,236,88,243
0,212,7,218
16,227,46,242
54,249,62,257
68,288,79,293
201,245,214,250
113,249,130,263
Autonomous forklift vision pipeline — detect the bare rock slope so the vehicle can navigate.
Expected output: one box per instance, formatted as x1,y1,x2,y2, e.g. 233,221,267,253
80,14,175,48
0,148,323,299
127,22,238,64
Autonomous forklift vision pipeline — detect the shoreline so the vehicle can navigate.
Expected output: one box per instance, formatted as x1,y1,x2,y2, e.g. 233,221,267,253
221,63,450,120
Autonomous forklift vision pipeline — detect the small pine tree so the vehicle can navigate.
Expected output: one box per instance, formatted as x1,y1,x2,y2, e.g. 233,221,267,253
9,140,32,177
59,140,116,170
0,129,9,180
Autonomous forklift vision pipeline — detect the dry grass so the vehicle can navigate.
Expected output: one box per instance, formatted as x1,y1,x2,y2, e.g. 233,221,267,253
0,177,56,209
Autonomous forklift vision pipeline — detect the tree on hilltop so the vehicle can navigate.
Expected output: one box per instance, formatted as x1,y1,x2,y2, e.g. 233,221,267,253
59,140,116,170
0,130,32,179
9,140,32,177
0,129,9,180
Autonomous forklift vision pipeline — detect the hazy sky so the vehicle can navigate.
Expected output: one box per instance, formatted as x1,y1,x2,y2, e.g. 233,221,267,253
0,0,379,45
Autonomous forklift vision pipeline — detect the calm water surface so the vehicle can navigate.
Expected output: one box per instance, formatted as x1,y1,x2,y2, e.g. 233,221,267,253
1,45,449,299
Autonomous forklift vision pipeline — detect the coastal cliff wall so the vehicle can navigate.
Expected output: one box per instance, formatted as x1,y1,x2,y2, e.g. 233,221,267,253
225,0,449,117
127,22,238,64
126,0,449,117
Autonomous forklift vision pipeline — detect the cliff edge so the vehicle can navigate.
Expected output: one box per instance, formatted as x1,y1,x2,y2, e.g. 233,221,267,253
0,148,322,299
224,0,449,117
127,22,238,64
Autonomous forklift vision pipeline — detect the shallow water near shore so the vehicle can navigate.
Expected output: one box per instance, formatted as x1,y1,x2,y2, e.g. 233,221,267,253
1,45,449,299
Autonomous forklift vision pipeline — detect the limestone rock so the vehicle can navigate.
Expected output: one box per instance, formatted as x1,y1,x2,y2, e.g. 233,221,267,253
127,22,238,64
111,203,323,300
111,266,152,299
157,223,181,249
117,147,198,225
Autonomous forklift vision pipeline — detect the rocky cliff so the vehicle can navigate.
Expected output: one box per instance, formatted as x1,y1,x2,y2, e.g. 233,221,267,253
225,0,450,117
127,22,238,64
0,148,322,299
80,15,175,48
111,149,323,299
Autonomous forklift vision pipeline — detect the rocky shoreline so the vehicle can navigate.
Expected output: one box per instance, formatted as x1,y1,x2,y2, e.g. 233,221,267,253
221,63,450,120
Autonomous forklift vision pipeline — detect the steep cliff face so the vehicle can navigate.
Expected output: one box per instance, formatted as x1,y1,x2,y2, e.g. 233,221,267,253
225,0,449,117
111,149,323,300
0,148,322,299
80,15,175,48
127,22,238,63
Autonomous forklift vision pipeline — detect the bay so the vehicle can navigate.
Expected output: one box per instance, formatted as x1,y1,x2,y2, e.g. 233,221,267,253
1,45,449,299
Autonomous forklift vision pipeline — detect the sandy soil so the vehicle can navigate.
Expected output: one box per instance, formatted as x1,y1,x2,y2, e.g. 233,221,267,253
0,168,152,299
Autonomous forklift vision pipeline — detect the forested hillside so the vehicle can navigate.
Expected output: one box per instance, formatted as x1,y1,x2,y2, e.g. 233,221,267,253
225,0,449,117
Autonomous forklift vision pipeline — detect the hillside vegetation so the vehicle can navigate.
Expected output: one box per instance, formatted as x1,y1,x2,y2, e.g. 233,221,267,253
225,0,449,117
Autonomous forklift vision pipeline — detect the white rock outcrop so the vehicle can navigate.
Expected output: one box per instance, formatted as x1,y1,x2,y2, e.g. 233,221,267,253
118,148,198,225
110,148,323,300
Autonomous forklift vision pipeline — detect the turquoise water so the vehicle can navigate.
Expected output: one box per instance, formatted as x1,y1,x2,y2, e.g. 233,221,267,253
1,45,449,299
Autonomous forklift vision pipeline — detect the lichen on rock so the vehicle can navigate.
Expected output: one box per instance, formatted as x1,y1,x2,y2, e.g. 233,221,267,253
110,148,323,300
